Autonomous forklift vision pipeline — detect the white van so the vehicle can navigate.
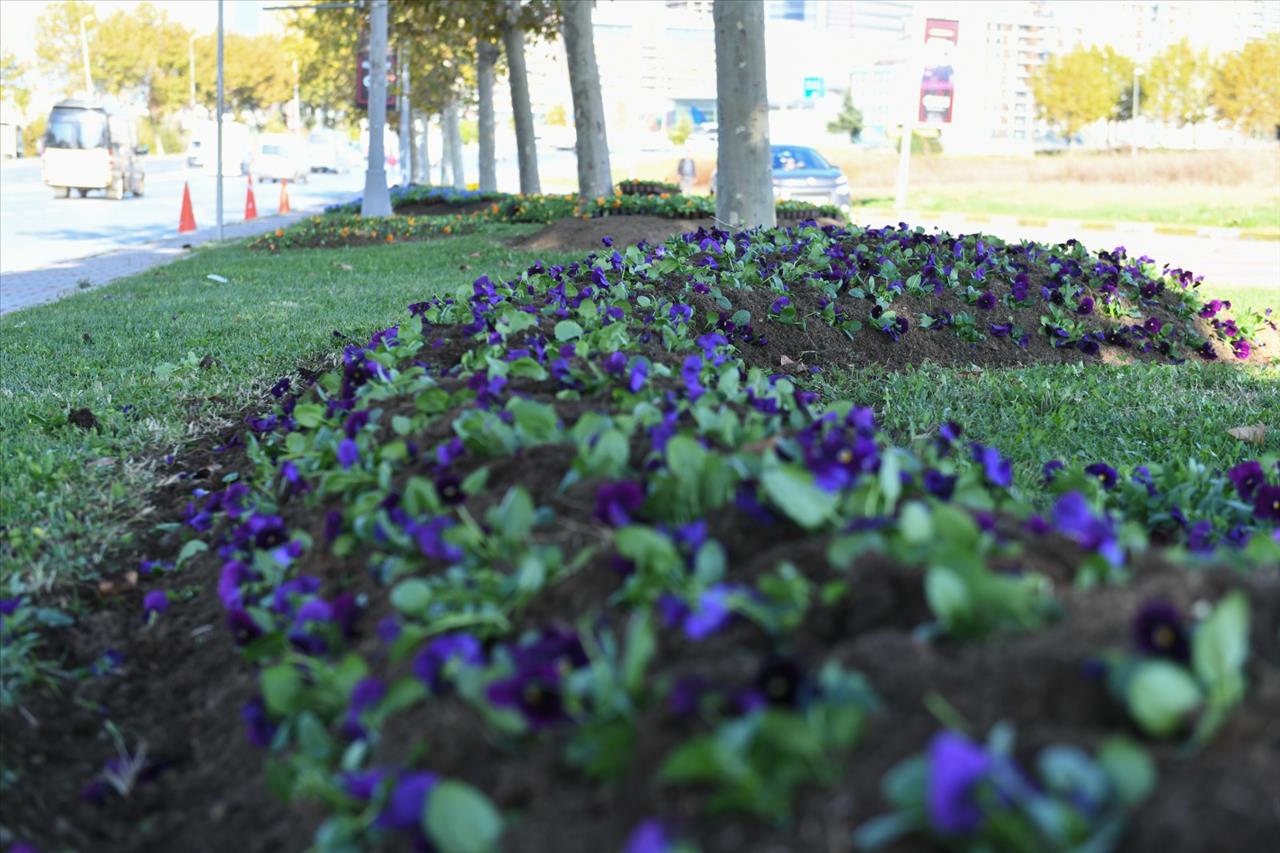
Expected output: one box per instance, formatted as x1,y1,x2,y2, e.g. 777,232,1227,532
41,99,146,199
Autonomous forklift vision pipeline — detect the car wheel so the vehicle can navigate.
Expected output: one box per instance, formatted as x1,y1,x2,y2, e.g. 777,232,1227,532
77,188,90,198
132,174,145,197
107,175,125,200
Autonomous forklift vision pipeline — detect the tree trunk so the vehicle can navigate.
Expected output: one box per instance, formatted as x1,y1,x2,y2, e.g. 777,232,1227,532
713,0,774,228
438,114,450,186
445,100,465,189
501,4,541,195
561,0,613,200
477,40,499,192
409,110,420,183
398,59,411,188
415,112,430,184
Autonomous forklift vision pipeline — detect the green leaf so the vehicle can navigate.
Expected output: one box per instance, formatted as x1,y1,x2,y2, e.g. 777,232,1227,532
297,711,333,761
1126,660,1203,738
761,465,837,530
878,450,902,509
622,612,656,694
924,566,971,629
391,415,413,436
261,663,303,716
898,501,933,545
665,435,706,484
1191,590,1250,706
1096,737,1156,807
423,780,504,853
508,398,559,443
554,319,584,341
585,429,628,477
391,579,433,615
293,403,325,428
177,538,208,566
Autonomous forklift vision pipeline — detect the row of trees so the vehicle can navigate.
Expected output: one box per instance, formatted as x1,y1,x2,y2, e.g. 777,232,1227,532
1031,35,1280,142
290,0,774,226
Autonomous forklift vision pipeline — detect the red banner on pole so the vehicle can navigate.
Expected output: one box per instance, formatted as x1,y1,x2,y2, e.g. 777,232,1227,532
919,19,958,124
356,48,397,110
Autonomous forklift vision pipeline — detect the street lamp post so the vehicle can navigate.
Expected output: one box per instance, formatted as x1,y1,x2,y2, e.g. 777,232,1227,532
216,0,225,240
189,34,197,110
79,16,93,94
1130,67,1142,160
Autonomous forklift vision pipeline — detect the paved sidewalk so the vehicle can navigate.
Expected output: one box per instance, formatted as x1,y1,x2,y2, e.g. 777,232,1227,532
0,208,321,316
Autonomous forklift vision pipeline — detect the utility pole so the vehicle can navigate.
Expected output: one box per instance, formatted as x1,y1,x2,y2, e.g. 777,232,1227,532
1130,67,1142,160
79,17,93,94
895,13,924,211
292,58,302,130
362,0,392,216
216,0,225,240
189,34,197,110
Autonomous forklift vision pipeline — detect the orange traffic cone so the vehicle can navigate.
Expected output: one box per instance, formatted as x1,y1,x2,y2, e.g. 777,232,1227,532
244,175,258,221
178,182,197,233
278,179,291,215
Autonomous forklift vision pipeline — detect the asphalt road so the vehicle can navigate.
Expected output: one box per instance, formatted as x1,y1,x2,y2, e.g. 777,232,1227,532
0,155,366,274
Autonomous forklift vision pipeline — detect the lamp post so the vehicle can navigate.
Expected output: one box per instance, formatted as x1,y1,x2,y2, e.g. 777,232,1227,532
79,15,94,94
189,34,197,110
1130,67,1142,160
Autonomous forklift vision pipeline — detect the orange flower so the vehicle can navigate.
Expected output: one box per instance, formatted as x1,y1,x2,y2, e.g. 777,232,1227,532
613,198,621,207
582,214,591,221
341,227,351,237
491,203,499,213
443,225,452,234
274,228,284,237
387,234,395,242
596,196,606,205
659,193,669,199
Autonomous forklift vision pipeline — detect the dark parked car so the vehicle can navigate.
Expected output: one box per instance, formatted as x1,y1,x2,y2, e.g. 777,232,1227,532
712,144,851,209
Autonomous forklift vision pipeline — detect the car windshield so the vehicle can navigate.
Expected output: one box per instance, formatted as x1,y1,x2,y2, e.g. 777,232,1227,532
44,108,109,150
772,147,831,171
261,145,284,156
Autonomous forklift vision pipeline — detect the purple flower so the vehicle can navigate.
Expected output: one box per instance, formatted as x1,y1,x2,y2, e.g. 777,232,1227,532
628,359,649,393
970,443,1012,488
1042,459,1065,484
923,469,957,500
1143,317,1163,336
413,633,485,691
625,820,674,853
1075,296,1095,315
226,608,262,645
681,355,705,400
1052,492,1123,566
337,438,359,470
1134,601,1190,664
486,665,568,728
595,481,645,527
927,732,991,833
378,771,440,831
1232,338,1252,360
1084,462,1118,490
241,695,278,747
143,590,169,618
1228,461,1266,500
770,296,791,314
0,598,22,616
1254,484,1280,522
975,291,996,310
340,767,388,801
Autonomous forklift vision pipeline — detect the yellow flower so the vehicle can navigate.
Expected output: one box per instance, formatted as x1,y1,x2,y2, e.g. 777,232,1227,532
596,196,606,205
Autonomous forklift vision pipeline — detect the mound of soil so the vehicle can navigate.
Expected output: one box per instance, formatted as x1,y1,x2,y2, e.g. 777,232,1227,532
395,199,497,218
510,214,715,253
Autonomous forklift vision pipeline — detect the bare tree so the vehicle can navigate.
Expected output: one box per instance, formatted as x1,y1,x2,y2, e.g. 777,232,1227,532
560,0,612,199
476,40,499,191
713,0,773,228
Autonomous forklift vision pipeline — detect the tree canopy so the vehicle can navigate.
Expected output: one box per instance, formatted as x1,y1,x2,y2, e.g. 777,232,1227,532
1029,46,1130,139
1144,38,1213,128
1212,34,1280,136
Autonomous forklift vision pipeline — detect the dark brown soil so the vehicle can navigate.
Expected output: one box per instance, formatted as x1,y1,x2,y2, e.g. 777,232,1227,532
394,199,498,217
5,367,1278,853
511,215,715,252
67,408,99,430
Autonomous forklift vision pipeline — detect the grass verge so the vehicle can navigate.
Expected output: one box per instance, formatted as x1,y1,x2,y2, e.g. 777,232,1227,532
0,225,571,600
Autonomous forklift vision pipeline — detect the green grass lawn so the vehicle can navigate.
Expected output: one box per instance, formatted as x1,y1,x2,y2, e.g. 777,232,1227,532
854,182,1280,230
1196,284,1279,319
818,361,1280,503
0,225,575,600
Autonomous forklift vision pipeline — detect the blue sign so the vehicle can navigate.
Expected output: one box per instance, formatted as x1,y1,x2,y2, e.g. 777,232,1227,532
803,77,825,98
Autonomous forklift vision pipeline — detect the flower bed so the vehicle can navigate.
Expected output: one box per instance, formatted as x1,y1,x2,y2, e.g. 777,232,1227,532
248,214,476,252
3,224,1277,852
617,178,682,196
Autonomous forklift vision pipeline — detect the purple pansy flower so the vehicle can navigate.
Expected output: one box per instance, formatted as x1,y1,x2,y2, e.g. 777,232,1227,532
337,438,359,470
595,481,645,527
486,664,569,728
625,820,675,853
1253,484,1280,522
1052,492,1123,566
1084,462,1118,490
970,443,1012,488
377,771,440,831
1227,461,1265,500
143,590,169,618
413,633,485,691
1133,601,1190,664
927,732,991,833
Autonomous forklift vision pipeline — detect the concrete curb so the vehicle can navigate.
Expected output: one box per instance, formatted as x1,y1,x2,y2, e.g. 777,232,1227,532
850,208,1280,241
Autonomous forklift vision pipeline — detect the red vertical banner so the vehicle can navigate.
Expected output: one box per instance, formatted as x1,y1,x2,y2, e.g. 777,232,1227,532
919,19,959,124
356,48,398,110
